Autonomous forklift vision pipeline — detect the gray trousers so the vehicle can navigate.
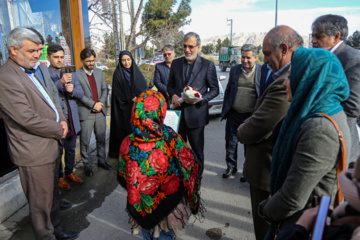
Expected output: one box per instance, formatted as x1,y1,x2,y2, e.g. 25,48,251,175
80,113,106,167
18,160,62,240
347,117,359,166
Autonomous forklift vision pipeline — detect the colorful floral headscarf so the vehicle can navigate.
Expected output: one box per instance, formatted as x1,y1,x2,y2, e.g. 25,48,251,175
118,90,200,230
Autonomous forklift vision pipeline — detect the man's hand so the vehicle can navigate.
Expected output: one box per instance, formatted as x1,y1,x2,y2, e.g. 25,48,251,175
184,99,200,105
132,97,137,103
60,73,72,85
296,206,319,231
172,95,181,107
65,83,74,93
93,102,104,112
60,121,68,139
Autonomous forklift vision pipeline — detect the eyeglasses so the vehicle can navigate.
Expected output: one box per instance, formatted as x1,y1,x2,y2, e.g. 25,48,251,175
183,44,198,49
163,53,172,57
84,60,95,63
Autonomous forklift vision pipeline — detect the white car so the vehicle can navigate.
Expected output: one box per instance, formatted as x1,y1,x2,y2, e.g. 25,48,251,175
208,76,225,116
95,62,109,71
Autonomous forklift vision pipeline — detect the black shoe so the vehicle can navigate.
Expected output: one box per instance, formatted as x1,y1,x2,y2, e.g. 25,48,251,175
60,201,72,210
222,168,237,178
56,230,79,240
98,161,112,170
240,176,247,183
84,166,93,177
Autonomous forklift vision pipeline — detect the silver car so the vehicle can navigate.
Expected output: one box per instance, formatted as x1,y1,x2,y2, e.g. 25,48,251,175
208,76,225,116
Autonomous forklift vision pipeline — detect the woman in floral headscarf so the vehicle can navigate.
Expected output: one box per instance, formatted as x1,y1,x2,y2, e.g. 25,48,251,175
118,90,202,240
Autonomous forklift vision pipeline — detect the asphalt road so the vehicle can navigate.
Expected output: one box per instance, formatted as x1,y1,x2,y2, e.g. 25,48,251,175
3,66,256,240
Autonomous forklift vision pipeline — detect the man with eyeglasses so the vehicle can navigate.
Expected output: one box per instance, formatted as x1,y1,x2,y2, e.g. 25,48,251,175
312,14,360,167
76,48,111,177
154,45,175,107
168,32,219,184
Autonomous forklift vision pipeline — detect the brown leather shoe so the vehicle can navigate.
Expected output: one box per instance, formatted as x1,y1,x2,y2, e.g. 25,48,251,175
58,178,71,190
65,173,84,183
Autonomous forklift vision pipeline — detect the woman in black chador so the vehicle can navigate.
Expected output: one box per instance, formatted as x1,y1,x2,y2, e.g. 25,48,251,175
108,51,148,158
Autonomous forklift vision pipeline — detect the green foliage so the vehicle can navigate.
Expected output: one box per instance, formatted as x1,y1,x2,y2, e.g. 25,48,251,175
46,35,54,45
216,39,222,52
202,43,215,54
222,37,230,47
141,0,191,47
346,30,360,48
173,31,185,56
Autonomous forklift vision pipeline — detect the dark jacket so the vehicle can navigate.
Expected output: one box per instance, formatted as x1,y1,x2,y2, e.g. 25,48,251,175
48,67,84,134
167,55,219,128
221,63,262,120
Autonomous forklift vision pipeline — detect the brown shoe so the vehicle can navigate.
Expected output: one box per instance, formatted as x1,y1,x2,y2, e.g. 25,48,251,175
65,173,84,183
58,178,71,190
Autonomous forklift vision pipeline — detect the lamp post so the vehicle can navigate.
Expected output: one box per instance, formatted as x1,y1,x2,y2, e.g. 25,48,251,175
227,18,233,47
275,0,278,26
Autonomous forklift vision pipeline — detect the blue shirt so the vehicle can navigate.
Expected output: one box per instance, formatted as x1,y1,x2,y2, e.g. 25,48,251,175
21,67,60,122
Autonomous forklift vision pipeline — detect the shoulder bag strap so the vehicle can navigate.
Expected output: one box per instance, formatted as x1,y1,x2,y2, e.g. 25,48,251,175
318,112,347,208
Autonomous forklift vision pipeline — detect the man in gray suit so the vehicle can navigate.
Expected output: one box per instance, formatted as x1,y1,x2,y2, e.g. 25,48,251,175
312,14,360,166
0,28,78,240
237,26,302,240
221,44,261,179
76,48,110,177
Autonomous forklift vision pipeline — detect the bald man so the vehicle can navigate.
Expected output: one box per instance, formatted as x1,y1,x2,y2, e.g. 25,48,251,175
237,26,303,240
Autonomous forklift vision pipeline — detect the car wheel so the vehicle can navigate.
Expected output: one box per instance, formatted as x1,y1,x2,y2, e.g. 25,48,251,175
219,62,226,72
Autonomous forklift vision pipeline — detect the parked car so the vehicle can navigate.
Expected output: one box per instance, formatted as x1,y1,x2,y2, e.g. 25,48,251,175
140,60,154,65
208,75,225,116
95,62,109,71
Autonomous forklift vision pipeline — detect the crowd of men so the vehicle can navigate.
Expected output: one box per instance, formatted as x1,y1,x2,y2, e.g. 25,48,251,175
0,13,359,240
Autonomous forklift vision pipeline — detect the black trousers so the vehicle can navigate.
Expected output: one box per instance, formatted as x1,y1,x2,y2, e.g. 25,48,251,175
178,114,205,179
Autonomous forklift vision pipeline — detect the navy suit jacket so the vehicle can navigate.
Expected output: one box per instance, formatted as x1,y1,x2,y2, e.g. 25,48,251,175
221,63,262,120
48,67,84,134
153,61,170,98
167,55,219,128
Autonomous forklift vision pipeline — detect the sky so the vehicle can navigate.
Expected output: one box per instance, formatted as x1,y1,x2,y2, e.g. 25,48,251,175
181,0,360,39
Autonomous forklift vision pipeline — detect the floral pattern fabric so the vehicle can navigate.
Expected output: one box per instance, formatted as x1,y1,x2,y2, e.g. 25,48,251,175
118,90,200,230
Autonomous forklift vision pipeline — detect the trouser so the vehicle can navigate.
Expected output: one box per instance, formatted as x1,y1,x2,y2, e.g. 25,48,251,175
80,113,106,167
18,160,62,240
250,184,270,240
58,137,77,178
347,117,359,166
178,115,205,178
142,229,174,240
225,109,251,169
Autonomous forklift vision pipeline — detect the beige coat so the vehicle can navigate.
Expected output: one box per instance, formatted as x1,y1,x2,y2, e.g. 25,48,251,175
237,65,291,192
0,58,65,167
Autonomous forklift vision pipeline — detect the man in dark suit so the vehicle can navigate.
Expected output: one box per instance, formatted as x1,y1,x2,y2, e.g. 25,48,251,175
221,44,262,179
153,45,175,107
312,14,360,167
167,32,219,181
76,48,110,177
237,26,302,240
0,28,78,240
47,44,84,190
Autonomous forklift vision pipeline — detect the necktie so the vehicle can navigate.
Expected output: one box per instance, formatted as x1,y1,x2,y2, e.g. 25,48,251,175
24,68,35,74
